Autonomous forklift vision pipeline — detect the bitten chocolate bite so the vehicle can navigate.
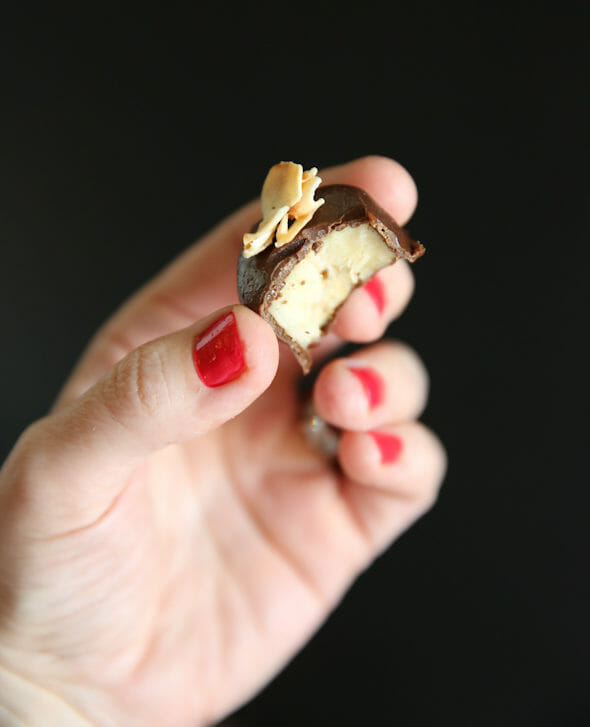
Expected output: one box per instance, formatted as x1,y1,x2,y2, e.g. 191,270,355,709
237,162,424,373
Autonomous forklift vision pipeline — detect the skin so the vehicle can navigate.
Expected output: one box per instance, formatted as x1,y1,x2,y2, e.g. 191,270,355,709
0,156,446,727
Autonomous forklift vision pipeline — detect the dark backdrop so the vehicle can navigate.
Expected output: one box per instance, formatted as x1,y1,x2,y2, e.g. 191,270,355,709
1,4,588,726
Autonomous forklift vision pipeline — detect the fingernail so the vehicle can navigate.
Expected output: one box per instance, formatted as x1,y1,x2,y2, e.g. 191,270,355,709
370,431,403,464
364,275,386,314
349,366,384,409
193,312,245,387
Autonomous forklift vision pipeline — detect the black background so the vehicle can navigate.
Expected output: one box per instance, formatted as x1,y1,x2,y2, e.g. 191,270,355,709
1,3,589,726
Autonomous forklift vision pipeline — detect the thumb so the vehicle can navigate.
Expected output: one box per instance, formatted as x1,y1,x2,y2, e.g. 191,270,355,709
1,306,278,534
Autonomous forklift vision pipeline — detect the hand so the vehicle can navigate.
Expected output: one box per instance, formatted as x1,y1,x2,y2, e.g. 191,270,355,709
0,156,446,727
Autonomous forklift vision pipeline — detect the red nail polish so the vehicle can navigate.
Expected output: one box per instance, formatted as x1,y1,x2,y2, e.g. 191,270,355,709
364,275,386,314
349,367,384,408
193,312,245,387
370,431,403,464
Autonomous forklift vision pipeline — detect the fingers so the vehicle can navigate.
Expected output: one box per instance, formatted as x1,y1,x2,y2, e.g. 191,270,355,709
55,155,418,407
340,423,446,498
313,341,429,430
311,341,444,557
339,422,447,554
5,306,278,534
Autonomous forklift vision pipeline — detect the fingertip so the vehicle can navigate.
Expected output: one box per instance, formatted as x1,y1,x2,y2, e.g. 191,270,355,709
231,305,280,389
321,155,419,225
339,423,447,505
345,155,419,218
314,359,367,428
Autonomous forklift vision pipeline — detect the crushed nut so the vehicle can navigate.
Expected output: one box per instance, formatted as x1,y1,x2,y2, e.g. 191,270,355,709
242,162,325,258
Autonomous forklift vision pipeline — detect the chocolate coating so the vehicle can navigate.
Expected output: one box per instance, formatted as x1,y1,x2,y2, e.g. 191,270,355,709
237,184,424,372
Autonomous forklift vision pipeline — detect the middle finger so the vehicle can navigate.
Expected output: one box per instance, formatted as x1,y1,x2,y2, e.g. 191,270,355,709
313,341,429,431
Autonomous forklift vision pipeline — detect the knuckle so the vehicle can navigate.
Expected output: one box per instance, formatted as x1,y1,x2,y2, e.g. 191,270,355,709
0,417,55,508
103,343,172,422
13,418,53,470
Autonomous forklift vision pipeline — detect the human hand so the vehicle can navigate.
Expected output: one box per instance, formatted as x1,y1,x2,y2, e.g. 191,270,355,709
0,156,446,727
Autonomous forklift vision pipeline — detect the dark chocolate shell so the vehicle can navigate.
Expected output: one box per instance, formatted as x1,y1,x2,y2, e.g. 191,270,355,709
237,184,424,373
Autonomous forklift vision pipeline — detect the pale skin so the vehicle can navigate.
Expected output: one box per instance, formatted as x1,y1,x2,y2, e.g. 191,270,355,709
0,156,446,727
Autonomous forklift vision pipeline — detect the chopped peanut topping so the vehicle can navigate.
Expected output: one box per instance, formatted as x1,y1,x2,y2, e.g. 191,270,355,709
242,162,325,258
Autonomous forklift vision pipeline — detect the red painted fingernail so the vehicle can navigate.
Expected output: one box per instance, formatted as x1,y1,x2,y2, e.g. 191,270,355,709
193,312,245,387
349,366,385,408
370,431,403,464
364,275,386,314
